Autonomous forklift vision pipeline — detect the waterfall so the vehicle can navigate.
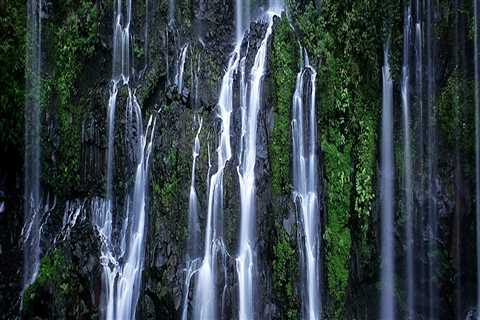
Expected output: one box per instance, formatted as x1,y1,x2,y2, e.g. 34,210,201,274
95,97,156,320
235,0,251,43
93,1,157,319
292,51,321,320
23,0,43,293
236,11,277,320
236,0,243,43
188,116,203,263
269,0,285,12
193,46,240,320
475,0,480,316
402,6,415,319
181,116,203,320
168,0,175,24
175,43,189,92
55,199,86,243
380,45,395,320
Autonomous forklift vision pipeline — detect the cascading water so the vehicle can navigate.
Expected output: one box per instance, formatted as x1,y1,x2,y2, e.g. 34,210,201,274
118,92,156,320
181,116,203,320
93,1,157,319
269,0,284,12
193,46,240,320
402,6,415,319
175,44,189,92
414,3,427,313
380,45,395,320
23,0,43,293
236,0,243,43
188,116,203,263
236,11,278,320
96,98,156,320
292,51,321,320
168,0,175,24
56,199,86,243
235,0,251,43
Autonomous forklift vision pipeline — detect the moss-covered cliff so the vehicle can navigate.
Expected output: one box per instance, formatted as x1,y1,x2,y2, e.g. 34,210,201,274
0,0,479,319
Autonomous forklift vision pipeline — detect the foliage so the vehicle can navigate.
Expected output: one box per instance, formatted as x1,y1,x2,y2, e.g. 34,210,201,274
272,227,299,320
438,71,475,157
150,124,190,244
43,1,100,195
22,250,75,315
288,0,383,316
0,1,26,157
269,16,301,318
270,15,299,195
321,136,352,317
157,148,181,211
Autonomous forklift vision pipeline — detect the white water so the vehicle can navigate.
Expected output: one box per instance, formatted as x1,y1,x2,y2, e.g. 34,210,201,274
95,102,156,320
56,199,86,243
175,44,189,92
181,257,201,320
236,0,243,43
168,0,175,24
23,0,43,293
189,117,203,260
193,46,240,320
94,1,157,319
380,45,395,320
236,11,278,320
181,116,203,320
402,6,415,319
269,0,284,13
235,0,251,43
292,51,321,320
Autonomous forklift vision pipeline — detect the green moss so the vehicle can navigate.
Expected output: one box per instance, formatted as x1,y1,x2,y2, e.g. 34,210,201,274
36,250,67,288
353,115,376,233
322,135,352,318
352,112,377,273
289,1,382,316
22,250,74,314
158,149,180,210
438,71,475,155
151,136,190,243
43,2,100,195
438,72,461,148
272,227,299,320
293,4,355,314
269,16,301,318
0,1,26,156
270,16,299,196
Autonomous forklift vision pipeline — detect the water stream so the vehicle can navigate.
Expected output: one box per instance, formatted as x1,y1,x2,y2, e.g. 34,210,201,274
292,51,321,320
23,0,43,293
380,44,395,320
181,116,203,320
175,43,189,92
94,1,157,319
236,11,278,320
192,45,240,320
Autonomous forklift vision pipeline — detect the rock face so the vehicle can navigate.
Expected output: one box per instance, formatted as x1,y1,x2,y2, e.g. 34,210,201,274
1,0,479,319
